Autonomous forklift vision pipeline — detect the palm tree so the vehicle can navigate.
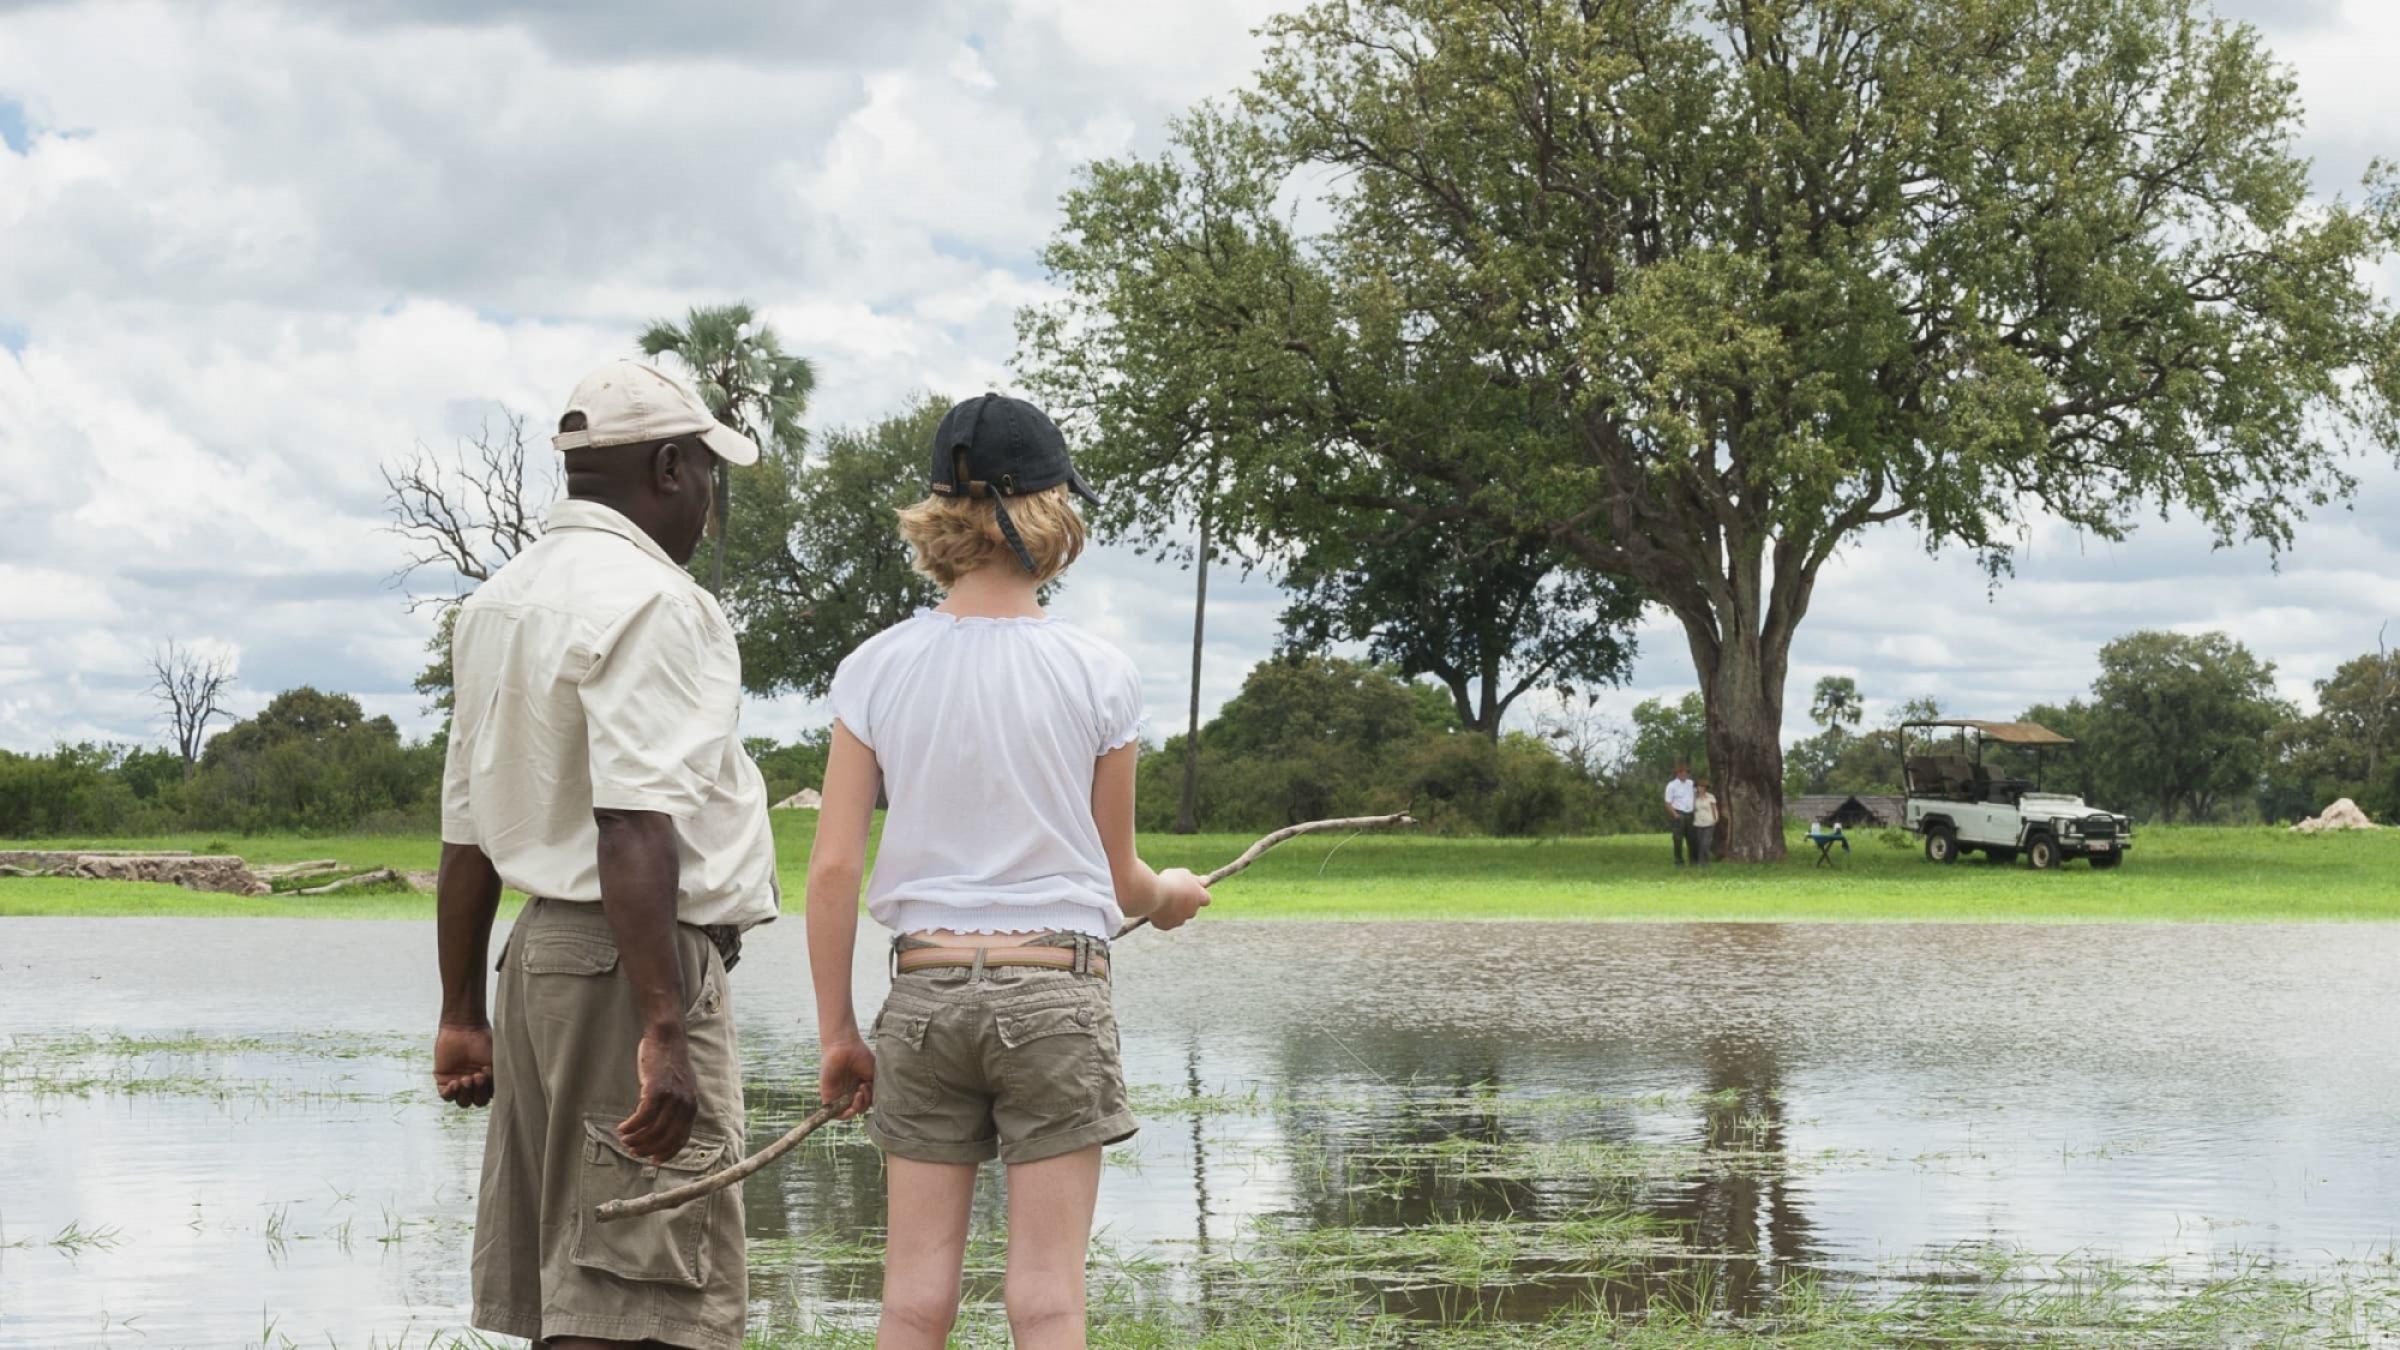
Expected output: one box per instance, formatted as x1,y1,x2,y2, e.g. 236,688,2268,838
1809,676,1864,737
638,303,816,593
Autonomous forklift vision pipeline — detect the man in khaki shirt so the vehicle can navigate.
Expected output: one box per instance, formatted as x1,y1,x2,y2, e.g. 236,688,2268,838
432,360,777,1350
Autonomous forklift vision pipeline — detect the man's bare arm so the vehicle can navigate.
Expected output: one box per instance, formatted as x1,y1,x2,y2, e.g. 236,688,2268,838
593,807,697,1162
434,842,503,1108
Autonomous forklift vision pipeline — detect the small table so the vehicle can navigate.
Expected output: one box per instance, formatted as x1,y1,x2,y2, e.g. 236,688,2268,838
1806,827,1850,867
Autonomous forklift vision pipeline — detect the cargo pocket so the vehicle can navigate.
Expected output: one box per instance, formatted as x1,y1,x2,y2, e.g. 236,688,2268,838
869,1005,936,1118
521,931,617,977
996,1000,1101,1117
570,1117,726,1289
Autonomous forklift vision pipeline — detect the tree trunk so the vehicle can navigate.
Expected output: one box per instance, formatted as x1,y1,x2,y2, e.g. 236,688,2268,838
1174,497,1211,834
1700,650,1789,862
1438,668,1505,738
1474,653,1502,739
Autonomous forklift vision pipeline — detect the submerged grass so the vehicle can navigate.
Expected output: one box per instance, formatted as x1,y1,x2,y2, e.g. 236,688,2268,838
739,1246,2400,1347
0,1029,419,1104
5,818,2396,920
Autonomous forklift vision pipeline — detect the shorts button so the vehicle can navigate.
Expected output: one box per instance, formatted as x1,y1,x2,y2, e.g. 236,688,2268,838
1076,1008,1095,1026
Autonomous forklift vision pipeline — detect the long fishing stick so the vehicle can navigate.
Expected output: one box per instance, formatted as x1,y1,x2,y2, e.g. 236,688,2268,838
595,811,1415,1223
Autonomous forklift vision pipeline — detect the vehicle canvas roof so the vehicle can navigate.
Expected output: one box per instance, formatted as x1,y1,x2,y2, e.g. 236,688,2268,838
1901,718,2076,746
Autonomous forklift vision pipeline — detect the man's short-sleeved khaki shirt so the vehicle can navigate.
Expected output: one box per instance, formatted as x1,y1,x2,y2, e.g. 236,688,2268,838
441,500,778,930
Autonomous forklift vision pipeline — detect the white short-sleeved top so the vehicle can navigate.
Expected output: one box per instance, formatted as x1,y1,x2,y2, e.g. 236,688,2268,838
828,610,1145,939
440,500,778,930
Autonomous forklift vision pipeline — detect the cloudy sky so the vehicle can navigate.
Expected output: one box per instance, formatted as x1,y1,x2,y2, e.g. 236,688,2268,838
1,0,2395,756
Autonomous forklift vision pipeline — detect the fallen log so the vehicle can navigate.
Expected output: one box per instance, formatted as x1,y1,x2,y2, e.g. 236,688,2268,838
259,859,345,878
290,868,403,896
594,812,1417,1224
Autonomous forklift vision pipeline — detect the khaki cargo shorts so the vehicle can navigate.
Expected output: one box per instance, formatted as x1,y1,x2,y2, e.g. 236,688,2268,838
866,936,1137,1166
471,898,748,1350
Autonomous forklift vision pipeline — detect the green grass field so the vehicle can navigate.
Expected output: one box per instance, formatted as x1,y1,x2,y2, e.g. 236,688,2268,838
3,815,2395,920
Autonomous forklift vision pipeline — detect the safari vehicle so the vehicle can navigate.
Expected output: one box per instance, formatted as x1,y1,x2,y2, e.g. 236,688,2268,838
1901,720,2133,870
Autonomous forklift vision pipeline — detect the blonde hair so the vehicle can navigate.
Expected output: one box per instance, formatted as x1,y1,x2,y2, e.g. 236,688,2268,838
897,485,1087,586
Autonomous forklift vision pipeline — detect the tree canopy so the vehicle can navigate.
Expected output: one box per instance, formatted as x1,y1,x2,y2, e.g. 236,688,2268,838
2082,630,2289,821
1278,516,1641,735
717,395,949,699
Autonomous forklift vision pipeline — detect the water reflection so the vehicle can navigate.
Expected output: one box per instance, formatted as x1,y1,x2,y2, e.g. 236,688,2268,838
4,919,2399,1344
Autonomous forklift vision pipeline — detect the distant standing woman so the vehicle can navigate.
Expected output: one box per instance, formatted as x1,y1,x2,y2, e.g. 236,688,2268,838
1691,778,1723,868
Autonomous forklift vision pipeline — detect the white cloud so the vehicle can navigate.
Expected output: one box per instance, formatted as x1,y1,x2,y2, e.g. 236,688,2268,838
0,565,117,623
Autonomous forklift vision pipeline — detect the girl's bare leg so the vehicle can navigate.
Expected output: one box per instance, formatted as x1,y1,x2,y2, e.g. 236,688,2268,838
1002,1145,1104,1349
878,1156,979,1349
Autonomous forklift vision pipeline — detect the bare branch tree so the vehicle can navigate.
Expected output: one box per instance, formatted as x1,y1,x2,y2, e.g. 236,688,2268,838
149,640,236,774
1536,698,1627,787
381,412,552,607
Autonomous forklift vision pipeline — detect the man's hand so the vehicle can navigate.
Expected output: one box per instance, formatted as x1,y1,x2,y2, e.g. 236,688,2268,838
1149,867,1212,931
820,1032,876,1120
433,1021,495,1109
617,1026,700,1163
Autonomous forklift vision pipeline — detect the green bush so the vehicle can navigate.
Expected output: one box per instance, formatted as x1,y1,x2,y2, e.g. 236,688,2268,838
184,689,438,834
0,743,185,837
1135,658,1604,837
747,730,832,806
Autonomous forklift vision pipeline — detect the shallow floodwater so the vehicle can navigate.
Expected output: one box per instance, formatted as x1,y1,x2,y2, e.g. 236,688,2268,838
3,919,2397,1344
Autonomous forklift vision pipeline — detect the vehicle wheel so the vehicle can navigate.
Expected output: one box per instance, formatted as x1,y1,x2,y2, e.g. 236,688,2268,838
1986,846,2019,865
2026,834,2059,871
2090,852,2122,871
1925,825,1959,865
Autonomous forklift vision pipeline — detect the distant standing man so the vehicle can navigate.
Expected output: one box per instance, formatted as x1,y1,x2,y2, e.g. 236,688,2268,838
1664,761,1697,866
1691,777,1722,868
431,360,779,1350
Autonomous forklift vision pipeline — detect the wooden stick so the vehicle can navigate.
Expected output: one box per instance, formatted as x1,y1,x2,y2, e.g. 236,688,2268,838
1115,812,1416,935
592,811,1416,1224
595,1089,855,1223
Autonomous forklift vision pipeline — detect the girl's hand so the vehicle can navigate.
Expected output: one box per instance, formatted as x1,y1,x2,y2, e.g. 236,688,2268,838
819,1033,876,1120
1149,867,1212,931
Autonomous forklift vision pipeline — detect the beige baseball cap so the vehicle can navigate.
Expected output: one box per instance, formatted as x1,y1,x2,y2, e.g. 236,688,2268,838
550,359,760,466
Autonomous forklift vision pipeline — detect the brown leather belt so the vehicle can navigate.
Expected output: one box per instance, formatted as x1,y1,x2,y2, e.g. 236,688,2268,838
894,945,1110,980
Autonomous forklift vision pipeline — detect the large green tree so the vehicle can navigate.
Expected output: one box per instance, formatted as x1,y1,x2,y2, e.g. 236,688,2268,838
2085,630,2290,821
1031,0,2400,860
639,303,817,595
715,395,948,699
1278,512,1642,736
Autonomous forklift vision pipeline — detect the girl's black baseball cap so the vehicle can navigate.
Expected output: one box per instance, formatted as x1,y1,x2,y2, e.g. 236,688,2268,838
927,394,1102,572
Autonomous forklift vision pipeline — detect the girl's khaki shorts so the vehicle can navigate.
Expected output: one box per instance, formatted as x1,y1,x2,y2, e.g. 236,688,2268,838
865,958,1136,1166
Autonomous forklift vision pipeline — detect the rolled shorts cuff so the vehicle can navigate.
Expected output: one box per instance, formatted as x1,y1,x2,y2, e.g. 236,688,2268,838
1000,1109,1139,1165
866,1114,1001,1165
541,1311,742,1350
470,1304,539,1344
